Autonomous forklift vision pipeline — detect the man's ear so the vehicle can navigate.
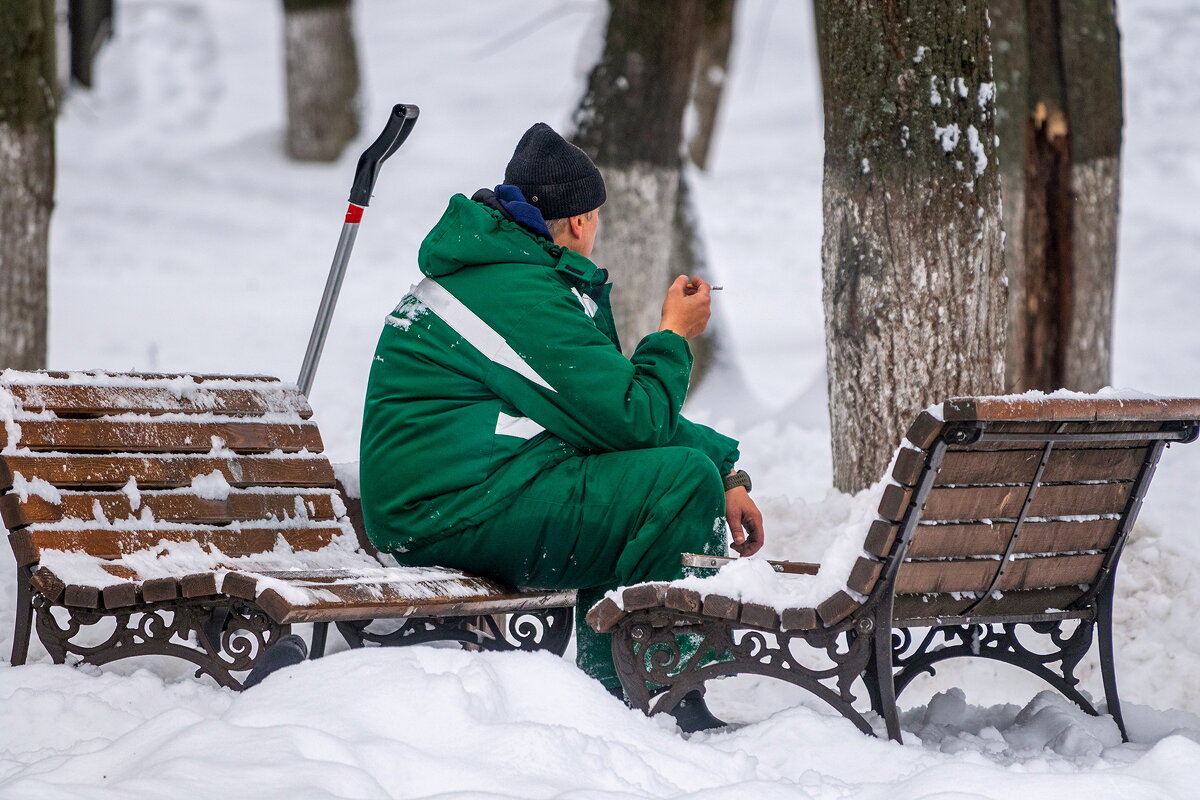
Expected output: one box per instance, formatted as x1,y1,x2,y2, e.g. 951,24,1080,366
568,214,586,239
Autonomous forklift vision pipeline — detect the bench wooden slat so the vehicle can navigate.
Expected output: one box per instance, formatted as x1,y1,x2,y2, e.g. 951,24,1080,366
921,482,1132,522
883,482,1133,523
702,593,741,621
906,519,1119,558
665,586,702,614
894,552,1104,594
1,490,339,528
892,586,1086,623
0,454,336,492
38,565,462,610
1,420,324,454
740,602,778,629
30,568,65,603
181,573,220,598
781,607,818,631
587,596,626,633
102,581,138,609
944,396,1200,423
7,384,313,419
622,583,668,612
9,524,349,567
905,412,944,449
816,590,860,626
897,447,1147,488
891,447,927,486
28,371,281,383
863,520,899,558
847,557,883,595
253,576,576,624
65,584,101,608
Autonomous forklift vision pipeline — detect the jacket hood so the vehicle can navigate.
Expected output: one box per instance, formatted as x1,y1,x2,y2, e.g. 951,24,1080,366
418,193,605,287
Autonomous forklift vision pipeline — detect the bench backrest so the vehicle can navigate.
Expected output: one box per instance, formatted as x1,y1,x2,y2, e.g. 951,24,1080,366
840,396,1200,628
0,370,368,608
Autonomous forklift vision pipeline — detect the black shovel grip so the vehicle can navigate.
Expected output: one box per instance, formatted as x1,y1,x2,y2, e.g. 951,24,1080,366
348,103,420,207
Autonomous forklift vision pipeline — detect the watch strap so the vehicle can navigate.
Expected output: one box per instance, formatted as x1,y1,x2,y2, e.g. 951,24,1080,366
723,469,751,493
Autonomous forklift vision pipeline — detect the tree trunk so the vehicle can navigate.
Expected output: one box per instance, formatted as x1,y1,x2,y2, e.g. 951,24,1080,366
668,171,718,383
990,0,1030,393
282,0,360,162
0,0,56,371
571,0,702,357
688,0,736,170
992,0,1122,392
816,0,1006,493
672,0,737,384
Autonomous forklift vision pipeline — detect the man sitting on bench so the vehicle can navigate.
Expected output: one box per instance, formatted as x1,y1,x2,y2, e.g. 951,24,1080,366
359,123,764,731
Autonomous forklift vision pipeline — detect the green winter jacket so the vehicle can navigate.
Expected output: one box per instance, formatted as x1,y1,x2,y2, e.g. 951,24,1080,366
359,193,740,553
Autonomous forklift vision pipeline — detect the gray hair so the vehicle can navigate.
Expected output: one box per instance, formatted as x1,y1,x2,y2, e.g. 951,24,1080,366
544,209,595,240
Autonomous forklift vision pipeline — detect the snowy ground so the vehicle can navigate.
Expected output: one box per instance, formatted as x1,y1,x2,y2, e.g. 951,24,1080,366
4,0,1200,797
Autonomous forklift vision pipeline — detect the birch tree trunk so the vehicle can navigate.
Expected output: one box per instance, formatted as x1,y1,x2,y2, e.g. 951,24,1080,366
816,0,1006,493
0,0,56,370
572,0,702,357
992,0,1123,392
282,0,360,162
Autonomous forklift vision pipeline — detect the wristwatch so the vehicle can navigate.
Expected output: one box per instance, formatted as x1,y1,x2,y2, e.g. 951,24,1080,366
723,469,751,493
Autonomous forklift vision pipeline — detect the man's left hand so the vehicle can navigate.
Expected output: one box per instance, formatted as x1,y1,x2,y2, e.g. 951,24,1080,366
726,487,765,557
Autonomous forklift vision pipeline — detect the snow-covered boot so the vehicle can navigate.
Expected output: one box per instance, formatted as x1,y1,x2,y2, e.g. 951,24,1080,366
667,689,726,733
242,634,308,689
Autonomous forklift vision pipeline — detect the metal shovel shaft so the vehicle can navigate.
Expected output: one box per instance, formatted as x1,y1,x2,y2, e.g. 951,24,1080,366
298,207,362,396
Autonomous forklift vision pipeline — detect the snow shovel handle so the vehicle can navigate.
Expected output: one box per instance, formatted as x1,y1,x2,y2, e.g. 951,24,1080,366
349,103,420,207
298,103,420,397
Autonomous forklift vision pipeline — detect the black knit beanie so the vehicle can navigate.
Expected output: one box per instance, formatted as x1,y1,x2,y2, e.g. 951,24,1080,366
504,123,606,220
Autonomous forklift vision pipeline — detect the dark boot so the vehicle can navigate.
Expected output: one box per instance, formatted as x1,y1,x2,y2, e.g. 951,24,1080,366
242,634,308,689
667,689,726,733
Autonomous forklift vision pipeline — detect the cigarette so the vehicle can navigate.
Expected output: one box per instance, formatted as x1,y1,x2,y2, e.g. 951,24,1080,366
685,283,725,292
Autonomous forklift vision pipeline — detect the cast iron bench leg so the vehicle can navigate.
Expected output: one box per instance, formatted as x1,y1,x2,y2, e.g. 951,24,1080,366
1097,583,1129,741
310,622,329,659
10,568,33,666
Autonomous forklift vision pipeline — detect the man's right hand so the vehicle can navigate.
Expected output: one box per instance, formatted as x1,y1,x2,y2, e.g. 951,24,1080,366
658,275,712,339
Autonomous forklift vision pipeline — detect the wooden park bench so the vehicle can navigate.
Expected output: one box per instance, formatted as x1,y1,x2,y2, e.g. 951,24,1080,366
588,395,1200,743
1,370,574,688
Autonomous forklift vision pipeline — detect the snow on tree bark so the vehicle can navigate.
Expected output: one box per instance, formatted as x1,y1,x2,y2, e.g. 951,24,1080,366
816,0,1006,493
572,0,702,357
0,0,56,371
282,0,360,163
992,0,1122,392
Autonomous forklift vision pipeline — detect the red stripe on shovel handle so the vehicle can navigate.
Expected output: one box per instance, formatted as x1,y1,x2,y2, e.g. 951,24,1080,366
345,203,365,224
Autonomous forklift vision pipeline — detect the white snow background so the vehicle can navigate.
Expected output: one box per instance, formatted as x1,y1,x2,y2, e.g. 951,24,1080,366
3,0,1200,797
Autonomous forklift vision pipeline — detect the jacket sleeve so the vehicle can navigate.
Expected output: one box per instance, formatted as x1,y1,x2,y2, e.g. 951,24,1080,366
481,291,698,455
664,417,740,475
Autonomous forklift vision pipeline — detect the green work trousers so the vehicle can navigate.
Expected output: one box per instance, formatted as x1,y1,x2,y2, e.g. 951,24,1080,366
398,446,728,688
